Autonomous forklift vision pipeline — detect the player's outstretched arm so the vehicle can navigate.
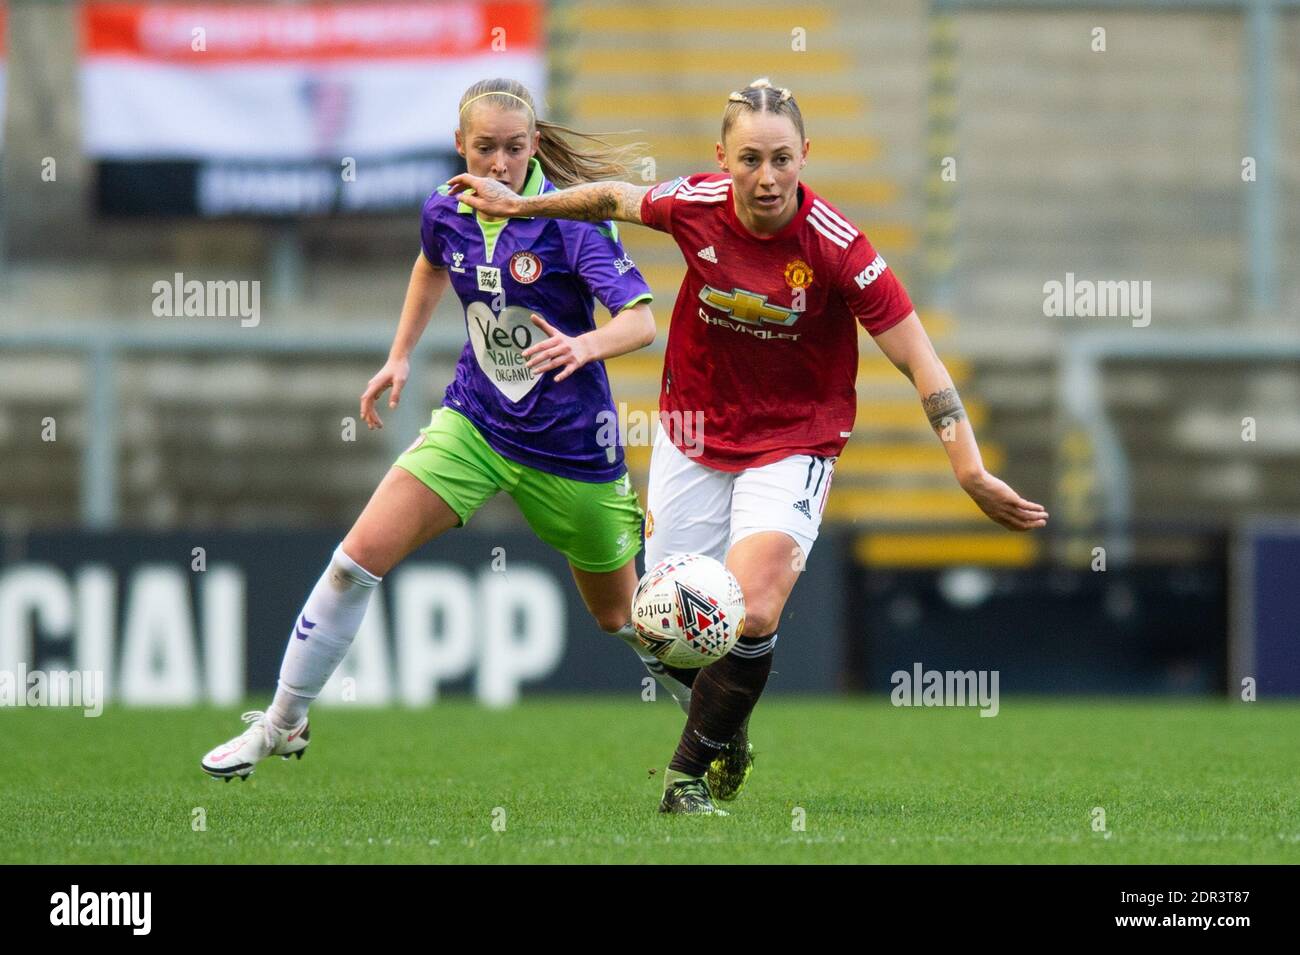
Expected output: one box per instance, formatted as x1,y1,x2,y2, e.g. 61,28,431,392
522,302,656,383
448,173,649,225
361,251,450,430
872,312,1049,532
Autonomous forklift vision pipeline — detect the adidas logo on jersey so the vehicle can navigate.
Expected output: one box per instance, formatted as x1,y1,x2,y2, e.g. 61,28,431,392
793,499,812,519
697,246,718,263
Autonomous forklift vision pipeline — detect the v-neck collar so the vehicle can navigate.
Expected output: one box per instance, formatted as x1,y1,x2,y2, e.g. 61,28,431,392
457,158,547,263
722,181,812,243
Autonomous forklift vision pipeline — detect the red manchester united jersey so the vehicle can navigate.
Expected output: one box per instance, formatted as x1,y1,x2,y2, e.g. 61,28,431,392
639,173,914,471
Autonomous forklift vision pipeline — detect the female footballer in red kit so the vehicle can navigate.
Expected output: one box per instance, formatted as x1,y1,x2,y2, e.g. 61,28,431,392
452,78,1048,814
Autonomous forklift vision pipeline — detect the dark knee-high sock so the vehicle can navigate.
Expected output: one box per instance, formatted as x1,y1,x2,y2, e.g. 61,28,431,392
663,663,699,689
669,634,776,777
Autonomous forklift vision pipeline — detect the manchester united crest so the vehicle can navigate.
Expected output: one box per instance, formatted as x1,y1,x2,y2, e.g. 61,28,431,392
784,258,814,290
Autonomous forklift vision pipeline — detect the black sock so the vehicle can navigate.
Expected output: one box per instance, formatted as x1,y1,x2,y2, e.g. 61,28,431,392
668,634,775,777
662,662,699,689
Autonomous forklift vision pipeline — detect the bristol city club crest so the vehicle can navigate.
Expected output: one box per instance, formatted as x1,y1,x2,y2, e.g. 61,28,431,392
509,251,543,284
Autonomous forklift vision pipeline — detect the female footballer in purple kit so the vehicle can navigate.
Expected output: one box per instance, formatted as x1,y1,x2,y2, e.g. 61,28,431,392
200,79,661,781
452,78,1050,814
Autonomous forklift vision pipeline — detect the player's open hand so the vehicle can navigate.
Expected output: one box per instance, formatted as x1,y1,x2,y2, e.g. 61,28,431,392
522,314,593,383
960,469,1049,531
360,356,410,430
446,174,524,218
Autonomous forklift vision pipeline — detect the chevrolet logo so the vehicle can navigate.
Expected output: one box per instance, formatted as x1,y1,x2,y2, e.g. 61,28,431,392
698,286,799,327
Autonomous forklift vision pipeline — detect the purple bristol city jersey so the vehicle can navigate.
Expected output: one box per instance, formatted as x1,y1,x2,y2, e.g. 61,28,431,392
419,161,652,482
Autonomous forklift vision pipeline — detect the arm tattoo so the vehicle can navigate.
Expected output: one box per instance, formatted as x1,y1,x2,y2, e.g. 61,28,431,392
615,182,650,223
522,181,649,224
922,387,966,430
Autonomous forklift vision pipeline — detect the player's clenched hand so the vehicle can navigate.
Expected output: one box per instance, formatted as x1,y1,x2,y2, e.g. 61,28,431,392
446,173,524,218
360,357,410,430
523,314,593,383
959,469,1049,531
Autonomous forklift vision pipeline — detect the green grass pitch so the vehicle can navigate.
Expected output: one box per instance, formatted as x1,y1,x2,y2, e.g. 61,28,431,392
3,698,1298,864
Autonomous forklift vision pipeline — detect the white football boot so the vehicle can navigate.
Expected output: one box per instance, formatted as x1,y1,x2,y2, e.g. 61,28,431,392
201,710,310,781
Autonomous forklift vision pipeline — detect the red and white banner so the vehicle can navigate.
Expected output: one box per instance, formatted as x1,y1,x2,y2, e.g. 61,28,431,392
81,1,544,160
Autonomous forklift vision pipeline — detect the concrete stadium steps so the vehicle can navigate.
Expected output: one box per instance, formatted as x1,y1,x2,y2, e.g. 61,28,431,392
572,91,869,123
1124,458,1300,521
146,455,385,497
953,270,1237,328
1103,370,1300,521
559,0,924,311
956,194,1242,243
954,9,1242,66
119,358,381,405
85,443,397,528
959,351,1300,528
4,0,1295,555
0,357,88,400
0,428,78,492
950,7,1252,328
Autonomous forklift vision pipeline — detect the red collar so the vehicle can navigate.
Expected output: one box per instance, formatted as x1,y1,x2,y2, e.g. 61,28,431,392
722,182,812,242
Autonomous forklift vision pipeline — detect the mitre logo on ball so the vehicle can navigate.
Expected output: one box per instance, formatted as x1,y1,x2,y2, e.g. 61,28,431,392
631,553,745,668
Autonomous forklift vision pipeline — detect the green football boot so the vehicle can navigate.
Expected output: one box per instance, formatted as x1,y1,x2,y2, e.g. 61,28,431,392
659,772,729,816
707,720,754,801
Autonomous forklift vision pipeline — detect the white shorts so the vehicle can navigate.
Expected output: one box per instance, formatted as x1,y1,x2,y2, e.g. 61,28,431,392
643,425,835,569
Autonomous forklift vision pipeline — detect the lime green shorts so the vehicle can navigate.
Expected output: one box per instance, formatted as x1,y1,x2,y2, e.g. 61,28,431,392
392,406,644,573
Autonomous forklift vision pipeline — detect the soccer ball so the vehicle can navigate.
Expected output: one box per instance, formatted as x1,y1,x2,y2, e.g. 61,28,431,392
631,553,746,668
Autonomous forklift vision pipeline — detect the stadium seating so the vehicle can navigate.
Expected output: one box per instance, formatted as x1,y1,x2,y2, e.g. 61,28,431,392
1,0,1297,560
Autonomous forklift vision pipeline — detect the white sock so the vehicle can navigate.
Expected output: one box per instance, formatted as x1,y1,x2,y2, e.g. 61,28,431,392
270,544,382,729
267,688,311,731
610,622,643,650
612,623,693,714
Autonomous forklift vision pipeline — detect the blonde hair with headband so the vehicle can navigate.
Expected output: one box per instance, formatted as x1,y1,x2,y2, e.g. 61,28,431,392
459,90,534,116
457,78,643,189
